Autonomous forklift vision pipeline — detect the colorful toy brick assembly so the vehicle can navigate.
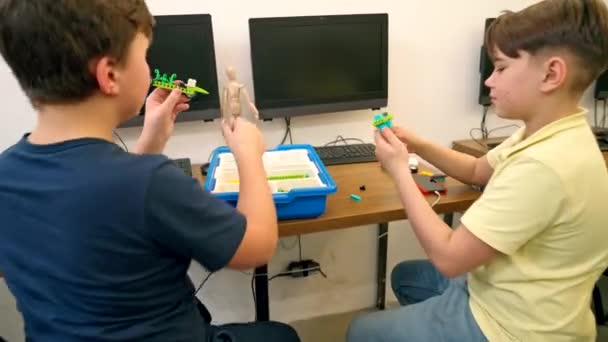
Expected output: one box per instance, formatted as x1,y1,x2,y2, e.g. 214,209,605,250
151,69,209,98
372,112,394,130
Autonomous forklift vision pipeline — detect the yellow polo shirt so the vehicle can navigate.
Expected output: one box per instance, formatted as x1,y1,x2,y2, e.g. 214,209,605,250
461,111,608,341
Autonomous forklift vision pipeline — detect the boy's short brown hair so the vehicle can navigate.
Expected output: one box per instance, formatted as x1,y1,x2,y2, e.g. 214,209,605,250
0,0,154,106
486,0,608,93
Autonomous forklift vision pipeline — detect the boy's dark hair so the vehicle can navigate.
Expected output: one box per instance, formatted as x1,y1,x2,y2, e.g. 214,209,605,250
0,0,154,106
486,0,608,93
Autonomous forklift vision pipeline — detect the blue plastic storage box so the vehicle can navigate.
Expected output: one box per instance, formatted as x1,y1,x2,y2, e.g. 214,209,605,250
204,144,338,220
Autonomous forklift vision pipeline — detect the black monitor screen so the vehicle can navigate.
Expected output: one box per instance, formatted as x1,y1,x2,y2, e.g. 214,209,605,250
122,14,220,127
249,14,388,119
478,18,496,106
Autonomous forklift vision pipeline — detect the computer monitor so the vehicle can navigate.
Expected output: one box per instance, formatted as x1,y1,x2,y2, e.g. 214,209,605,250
595,69,608,100
121,14,221,127
478,18,496,106
249,14,389,120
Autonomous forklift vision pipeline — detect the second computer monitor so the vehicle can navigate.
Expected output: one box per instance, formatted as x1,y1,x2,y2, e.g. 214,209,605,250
122,14,221,127
249,14,389,120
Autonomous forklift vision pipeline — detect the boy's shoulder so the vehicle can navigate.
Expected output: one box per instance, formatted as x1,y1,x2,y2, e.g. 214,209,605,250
492,114,598,170
0,137,172,186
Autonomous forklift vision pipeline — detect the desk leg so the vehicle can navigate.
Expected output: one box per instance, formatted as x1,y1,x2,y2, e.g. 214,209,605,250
376,222,389,310
254,265,270,321
443,213,454,227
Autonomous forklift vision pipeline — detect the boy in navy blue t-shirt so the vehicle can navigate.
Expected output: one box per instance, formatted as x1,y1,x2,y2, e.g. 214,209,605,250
0,1,299,341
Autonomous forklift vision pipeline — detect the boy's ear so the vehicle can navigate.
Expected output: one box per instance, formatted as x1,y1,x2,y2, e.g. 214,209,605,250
90,56,120,96
539,56,567,93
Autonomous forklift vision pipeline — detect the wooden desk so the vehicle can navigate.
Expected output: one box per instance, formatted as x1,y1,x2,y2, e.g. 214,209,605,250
453,137,608,166
452,137,508,158
194,161,482,320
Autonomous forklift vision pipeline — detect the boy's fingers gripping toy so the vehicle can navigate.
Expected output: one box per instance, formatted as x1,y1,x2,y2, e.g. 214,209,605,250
151,69,210,98
372,112,394,130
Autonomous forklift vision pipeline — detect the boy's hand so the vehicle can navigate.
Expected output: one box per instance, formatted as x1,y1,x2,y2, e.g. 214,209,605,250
375,127,410,177
391,126,423,153
221,118,266,159
135,88,190,154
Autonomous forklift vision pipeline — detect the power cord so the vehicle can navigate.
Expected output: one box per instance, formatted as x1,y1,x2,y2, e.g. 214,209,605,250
279,117,293,145
480,105,490,139
431,191,442,208
594,99,608,128
251,274,256,320
469,124,520,148
602,100,608,128
112,130,128,152
595,100,600,128
324,135,366,146
194,272,215,295
249,263,328,321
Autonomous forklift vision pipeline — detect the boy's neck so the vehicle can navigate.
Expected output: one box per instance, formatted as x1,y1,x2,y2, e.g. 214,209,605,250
29,98,121,145
523,95,581,139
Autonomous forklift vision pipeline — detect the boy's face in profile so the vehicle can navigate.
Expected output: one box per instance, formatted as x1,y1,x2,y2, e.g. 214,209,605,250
484,48,546,121
105,32,151,121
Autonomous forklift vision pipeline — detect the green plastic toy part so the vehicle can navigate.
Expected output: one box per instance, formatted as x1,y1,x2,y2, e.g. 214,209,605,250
372,112,394,130
151,68,210,98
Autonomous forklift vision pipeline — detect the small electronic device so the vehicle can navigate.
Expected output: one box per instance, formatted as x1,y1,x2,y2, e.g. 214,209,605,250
413,174,446,194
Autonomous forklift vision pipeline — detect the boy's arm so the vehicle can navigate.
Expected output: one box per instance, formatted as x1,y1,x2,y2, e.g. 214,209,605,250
226,153,278,269
144,156,276,272
415,138,494,187
392,126,494,187
391,171,498,278
376,129,563,278
222,118,277,269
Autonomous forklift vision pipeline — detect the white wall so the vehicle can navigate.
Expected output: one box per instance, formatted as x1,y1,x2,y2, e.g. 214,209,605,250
0,0,602,338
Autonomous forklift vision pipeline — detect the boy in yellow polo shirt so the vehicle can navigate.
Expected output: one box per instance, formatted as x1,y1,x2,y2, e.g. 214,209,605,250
347,0,608,341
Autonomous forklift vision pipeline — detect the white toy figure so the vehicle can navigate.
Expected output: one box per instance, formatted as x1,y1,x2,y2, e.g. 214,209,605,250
186,79,197,88
222,66,260,120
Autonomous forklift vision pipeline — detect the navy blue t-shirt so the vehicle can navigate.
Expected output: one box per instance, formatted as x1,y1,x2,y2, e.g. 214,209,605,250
0,136,246,341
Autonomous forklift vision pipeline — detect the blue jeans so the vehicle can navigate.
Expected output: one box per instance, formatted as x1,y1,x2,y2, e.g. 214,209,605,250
347,260,487,342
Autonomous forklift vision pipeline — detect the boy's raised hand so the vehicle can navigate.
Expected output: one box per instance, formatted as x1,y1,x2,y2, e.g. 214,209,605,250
375,127,411,177
391,126,423,153
221,118,266,159
135,88,190,154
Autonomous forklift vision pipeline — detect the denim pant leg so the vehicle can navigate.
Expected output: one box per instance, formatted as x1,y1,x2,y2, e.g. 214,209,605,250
347,260,487,342
391,260,451,305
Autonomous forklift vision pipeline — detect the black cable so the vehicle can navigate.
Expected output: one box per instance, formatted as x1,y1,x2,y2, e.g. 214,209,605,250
251,274,256,321
324,136,365,146
318,268,328,278
469,124,520,149
481,106,490,139
112,130,128,152
488,124,520,135
280,117,293,145
194,272,214,295
602,100,608,128
469,128,487,148
595,100,600,128
298,235,302,261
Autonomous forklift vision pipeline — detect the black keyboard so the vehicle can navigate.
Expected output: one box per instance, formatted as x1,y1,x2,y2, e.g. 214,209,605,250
314,143,377,166
171,158,193,177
